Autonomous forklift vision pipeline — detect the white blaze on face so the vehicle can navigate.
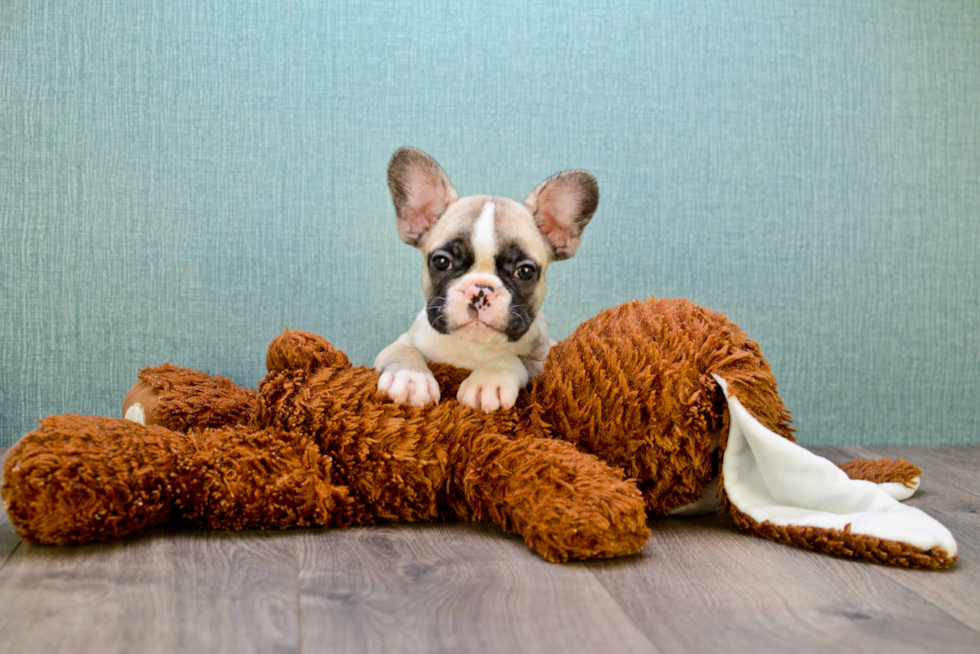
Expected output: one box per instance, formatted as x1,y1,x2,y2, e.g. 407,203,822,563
472,200,497,268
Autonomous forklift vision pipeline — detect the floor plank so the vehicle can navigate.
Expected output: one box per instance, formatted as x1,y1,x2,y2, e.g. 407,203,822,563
591,510,979,654
823,445,980,634
297,522,659,654
0,528,300,654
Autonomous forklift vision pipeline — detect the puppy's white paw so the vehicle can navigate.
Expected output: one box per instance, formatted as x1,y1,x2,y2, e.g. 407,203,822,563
457,366,522,413
378,366,441,407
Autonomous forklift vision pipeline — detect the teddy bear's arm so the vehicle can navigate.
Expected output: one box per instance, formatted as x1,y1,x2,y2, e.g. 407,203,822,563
266,330,352,373
447,432,651,562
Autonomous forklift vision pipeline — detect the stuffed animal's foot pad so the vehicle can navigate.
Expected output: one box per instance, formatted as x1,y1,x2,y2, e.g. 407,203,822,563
121,380,165,427
378,366,441,407
124,402,145,424
457,366,524,413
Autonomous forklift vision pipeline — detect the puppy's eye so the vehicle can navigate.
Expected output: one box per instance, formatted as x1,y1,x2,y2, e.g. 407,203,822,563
515,263,537,281
431,254,453,271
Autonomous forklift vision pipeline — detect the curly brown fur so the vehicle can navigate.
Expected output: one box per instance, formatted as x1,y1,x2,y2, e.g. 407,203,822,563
2,416,347,545
250,362,651,560
267,330,351,373
531,298,792,515
837,457,921,488
136,364,257,432
457,433,649,561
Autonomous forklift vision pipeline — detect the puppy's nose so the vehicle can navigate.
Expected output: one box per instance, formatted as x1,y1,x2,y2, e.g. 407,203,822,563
464,284,496,306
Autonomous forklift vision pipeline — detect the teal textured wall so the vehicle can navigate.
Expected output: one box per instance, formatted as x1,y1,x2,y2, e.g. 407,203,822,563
1,1,978,446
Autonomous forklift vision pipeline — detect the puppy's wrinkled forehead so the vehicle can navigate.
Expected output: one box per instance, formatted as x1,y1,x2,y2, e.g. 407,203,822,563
421,196,550,268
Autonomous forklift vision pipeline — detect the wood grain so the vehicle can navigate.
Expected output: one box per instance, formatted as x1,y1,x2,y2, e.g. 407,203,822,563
591,510,979,654
824,445,980,633
0,527,300,654
296,522,659,654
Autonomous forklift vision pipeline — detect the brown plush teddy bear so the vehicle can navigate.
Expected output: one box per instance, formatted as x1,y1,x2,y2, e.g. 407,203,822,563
1,298,957,568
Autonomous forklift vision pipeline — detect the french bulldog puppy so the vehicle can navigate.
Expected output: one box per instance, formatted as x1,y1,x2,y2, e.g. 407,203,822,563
375,147,598,412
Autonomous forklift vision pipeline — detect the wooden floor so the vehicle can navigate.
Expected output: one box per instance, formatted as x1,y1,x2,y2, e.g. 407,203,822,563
1,444,978,654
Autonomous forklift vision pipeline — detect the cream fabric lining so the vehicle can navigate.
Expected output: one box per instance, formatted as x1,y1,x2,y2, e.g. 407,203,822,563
714,374,956,557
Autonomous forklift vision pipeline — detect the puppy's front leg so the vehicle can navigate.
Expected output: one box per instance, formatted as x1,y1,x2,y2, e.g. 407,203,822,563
374,333,440,407
457,355,530,413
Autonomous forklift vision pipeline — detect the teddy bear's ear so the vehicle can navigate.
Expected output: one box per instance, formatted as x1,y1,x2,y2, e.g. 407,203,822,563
387,147,459,247
524,170,599,260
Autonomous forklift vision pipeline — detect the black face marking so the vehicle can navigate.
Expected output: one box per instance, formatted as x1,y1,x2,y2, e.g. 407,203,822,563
425,238,474,334
494,243,540,342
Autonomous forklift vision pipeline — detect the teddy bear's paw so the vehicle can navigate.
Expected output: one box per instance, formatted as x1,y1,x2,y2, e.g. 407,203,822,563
124,402,145,425
378,365,441,407
457,366,524,413
267,330,351,373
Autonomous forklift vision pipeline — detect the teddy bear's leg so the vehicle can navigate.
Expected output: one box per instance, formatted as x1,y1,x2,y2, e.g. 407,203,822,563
122,364,257,432
266,330,351,373
449,433,651,563
3,416,189,544
2,416,352,545
176,426,354,531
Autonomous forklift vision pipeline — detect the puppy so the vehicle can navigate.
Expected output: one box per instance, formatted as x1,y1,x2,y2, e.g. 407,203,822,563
375,147,598,412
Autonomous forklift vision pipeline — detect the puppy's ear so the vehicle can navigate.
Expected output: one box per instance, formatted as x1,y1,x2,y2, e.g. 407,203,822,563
387,147,458,247
524,170,599,260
